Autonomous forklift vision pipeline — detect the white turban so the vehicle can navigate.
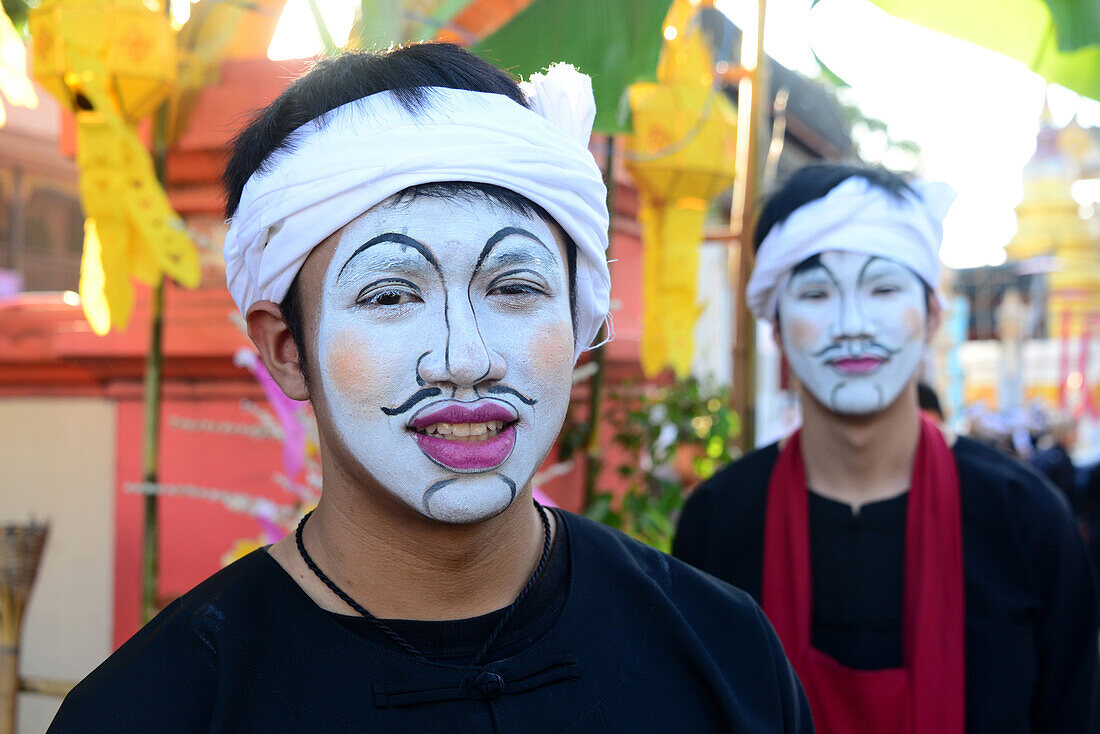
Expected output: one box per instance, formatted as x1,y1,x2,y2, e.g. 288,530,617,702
745,176,956,323
223,64,611,361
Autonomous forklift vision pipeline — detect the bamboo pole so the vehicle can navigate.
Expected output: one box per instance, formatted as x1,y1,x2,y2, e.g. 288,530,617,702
17,677,74,699
727,0,768,451
141,281,165,624
141,0,172,625
0,524,49,734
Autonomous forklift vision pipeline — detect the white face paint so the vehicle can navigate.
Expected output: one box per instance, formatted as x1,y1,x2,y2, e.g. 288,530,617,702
777,250,928,416
316,195,575,524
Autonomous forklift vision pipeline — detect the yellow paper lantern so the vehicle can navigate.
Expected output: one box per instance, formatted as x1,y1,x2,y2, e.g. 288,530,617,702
29,0,176,123
626,71,737,203
28,0,198,335
625,0,737,377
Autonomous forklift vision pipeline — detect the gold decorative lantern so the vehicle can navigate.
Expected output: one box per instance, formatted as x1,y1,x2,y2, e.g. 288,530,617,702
29,0,176,123
624,0,737,377
28,0,198,335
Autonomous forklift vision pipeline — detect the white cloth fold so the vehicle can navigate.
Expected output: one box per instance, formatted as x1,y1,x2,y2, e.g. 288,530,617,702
223,65,610,361
520,64,595,147
746,176,956,323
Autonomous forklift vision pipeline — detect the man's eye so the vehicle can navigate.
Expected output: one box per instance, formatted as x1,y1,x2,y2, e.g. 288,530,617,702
872,285,901,296
799,289,828,301
359,288,420,307
491,282,542,296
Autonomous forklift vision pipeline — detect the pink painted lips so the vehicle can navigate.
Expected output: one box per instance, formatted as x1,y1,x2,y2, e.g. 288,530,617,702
408,402,518,473
829,356,885,374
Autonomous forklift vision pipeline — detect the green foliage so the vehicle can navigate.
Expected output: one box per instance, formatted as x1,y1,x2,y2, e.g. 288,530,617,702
470,0,674,133
586,377,740,552
3,0,34,35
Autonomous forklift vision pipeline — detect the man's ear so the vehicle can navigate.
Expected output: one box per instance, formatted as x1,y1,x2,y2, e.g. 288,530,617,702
925,293,943,343
246,301,310,401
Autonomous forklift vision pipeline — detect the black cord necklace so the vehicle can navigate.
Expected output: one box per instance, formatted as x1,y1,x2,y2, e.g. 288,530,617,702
295,499,552,666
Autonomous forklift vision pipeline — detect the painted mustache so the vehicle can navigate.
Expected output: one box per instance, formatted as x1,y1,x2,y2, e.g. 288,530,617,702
380,384,536,417
813,339,900,361
381,387,442,416
813,340,901,375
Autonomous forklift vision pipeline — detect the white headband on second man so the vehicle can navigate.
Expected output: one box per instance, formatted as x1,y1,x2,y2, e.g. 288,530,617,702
745,176,956,324
223,63,611,361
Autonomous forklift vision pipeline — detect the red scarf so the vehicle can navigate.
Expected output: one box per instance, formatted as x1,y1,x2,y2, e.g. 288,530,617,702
762,415,965,734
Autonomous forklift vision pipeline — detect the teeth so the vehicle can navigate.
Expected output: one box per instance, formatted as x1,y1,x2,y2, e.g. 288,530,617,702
419,421,508,441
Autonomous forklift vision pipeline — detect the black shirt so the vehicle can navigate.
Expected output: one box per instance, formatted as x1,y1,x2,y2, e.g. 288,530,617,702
326,507,571,665
50,509,812,733
1030,443,1078,512
673,436,1100,733
808,488,907,670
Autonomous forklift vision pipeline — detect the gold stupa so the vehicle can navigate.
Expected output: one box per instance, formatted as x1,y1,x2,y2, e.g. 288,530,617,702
1006,109,1100,338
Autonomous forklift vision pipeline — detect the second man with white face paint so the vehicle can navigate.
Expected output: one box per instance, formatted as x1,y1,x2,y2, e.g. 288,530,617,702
48,44,812,733
674,164,1100,734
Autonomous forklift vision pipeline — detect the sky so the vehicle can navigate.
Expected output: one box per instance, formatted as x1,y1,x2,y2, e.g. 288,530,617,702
250,0,1100,269
717,0,1100,268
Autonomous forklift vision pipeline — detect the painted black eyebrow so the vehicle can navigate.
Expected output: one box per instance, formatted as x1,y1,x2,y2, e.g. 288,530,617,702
788,262,841,291
858,256,907,283
337,233,441,282
473,227,554,276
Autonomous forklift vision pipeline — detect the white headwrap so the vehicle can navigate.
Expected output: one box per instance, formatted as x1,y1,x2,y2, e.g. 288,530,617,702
223,64,610,361
745,176,956,323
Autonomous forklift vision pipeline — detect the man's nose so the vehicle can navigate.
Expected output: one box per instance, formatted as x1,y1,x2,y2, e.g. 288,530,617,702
830,293,875,340
418,300,506,387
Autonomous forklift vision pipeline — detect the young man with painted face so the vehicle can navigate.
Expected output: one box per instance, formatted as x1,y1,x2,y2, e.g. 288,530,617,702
49,44,811,733
674,164,1100,734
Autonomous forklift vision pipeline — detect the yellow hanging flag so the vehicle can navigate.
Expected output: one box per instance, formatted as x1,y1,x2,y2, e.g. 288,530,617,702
73,77,200,333
624,0,737,377
29,0,200,334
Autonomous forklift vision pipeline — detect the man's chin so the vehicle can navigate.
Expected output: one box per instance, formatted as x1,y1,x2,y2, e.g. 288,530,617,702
806,376,914,419
418,474,522,525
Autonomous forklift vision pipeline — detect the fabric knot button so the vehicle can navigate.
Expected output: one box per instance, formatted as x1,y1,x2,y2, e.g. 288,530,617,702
472,671,505,699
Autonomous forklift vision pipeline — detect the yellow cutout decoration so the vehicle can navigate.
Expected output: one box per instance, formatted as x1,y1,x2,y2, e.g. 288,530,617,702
30,0,176,123
0,4,39,128
625,0,737,377
78,219,119,335
29,0,199,334
638,198,709,377
72,80,200,332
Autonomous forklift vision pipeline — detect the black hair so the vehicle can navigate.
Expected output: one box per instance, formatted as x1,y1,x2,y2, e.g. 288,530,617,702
753,163,916,251
917,382,944,421
759,163,935,319
223,43,578,387
223,44,529,219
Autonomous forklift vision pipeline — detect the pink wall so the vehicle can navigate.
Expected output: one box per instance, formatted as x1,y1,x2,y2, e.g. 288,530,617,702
113,392,289,646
